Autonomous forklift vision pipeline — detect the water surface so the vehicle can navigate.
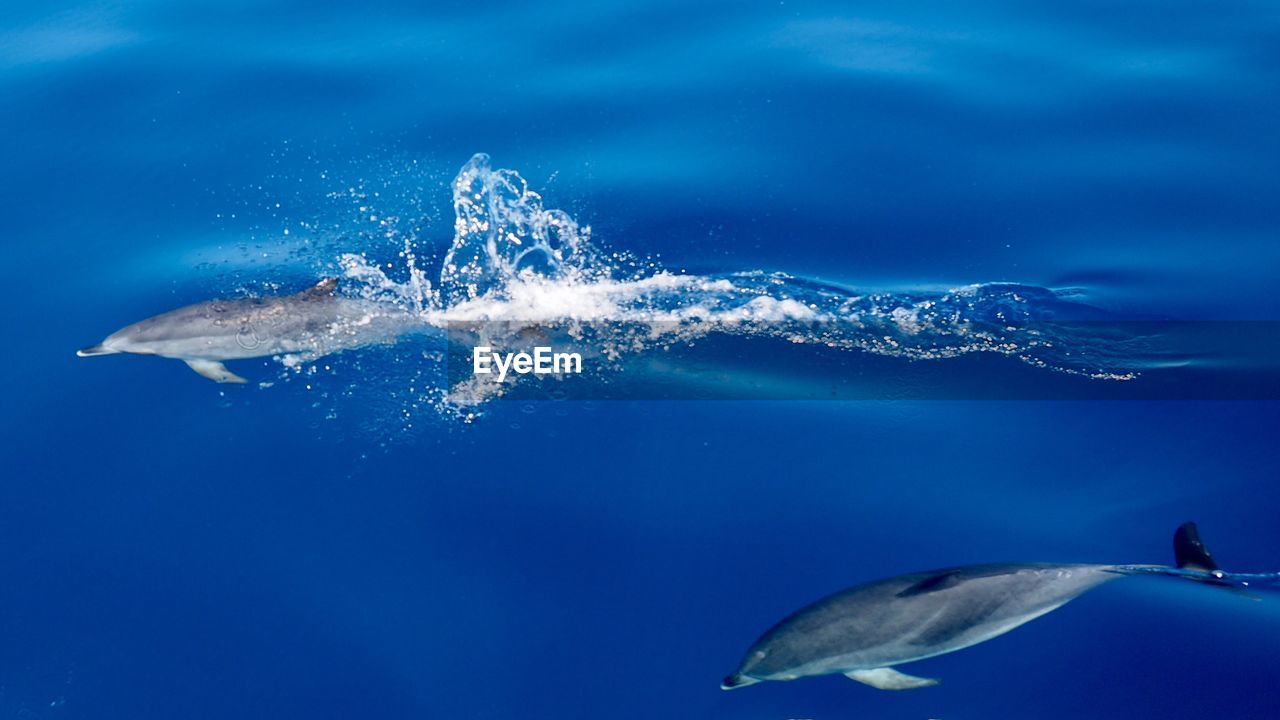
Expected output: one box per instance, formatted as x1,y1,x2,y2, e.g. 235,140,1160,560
3,2,1279,718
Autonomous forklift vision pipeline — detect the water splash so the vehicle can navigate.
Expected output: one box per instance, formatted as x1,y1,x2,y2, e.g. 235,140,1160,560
438,154,600,304
266,153,1158,416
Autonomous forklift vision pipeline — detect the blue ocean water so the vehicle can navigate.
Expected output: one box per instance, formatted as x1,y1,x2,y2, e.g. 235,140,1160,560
3,2,1280,718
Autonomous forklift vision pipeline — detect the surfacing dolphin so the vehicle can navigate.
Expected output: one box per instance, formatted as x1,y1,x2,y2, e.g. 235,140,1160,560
722,522,1271,692
77,278,413,383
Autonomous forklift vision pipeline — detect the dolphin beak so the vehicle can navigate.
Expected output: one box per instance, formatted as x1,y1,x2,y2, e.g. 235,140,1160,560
77,343,118,357
721,673,759,690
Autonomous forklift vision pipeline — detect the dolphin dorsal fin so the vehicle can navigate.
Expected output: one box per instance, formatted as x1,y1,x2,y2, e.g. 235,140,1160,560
1174,522,1219,572
303,277,339,298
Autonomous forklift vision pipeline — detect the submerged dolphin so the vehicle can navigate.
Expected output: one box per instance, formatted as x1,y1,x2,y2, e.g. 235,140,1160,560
77,278,411,383
722,523,1254,691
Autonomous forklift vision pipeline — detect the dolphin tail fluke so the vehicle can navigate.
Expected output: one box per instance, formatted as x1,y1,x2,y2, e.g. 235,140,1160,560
77,344,117,357
1113,522,1280,596
1109,522,1230,585
1169,522,1257,594
1174,521,1219,572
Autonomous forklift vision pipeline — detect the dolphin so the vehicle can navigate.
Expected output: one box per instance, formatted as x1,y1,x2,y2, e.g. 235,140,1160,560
722,522,1261,691
77,278,412,383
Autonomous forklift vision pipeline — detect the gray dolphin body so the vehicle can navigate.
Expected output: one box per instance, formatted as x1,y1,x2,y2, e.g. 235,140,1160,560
77,278,412,383
722,523,1234,691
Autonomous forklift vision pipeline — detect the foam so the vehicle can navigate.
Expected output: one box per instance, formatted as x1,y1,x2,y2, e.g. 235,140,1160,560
273,154,1145,411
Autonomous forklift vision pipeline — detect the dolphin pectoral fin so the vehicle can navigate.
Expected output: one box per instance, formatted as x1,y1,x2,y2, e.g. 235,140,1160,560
184,359,248,384
845,668,939,690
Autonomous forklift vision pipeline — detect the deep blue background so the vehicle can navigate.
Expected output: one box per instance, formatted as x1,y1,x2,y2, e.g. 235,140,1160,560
3,2,1279,718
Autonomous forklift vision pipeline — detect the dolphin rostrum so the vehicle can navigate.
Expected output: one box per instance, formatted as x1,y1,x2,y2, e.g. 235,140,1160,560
722,522,1269,692
77,278,411,383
